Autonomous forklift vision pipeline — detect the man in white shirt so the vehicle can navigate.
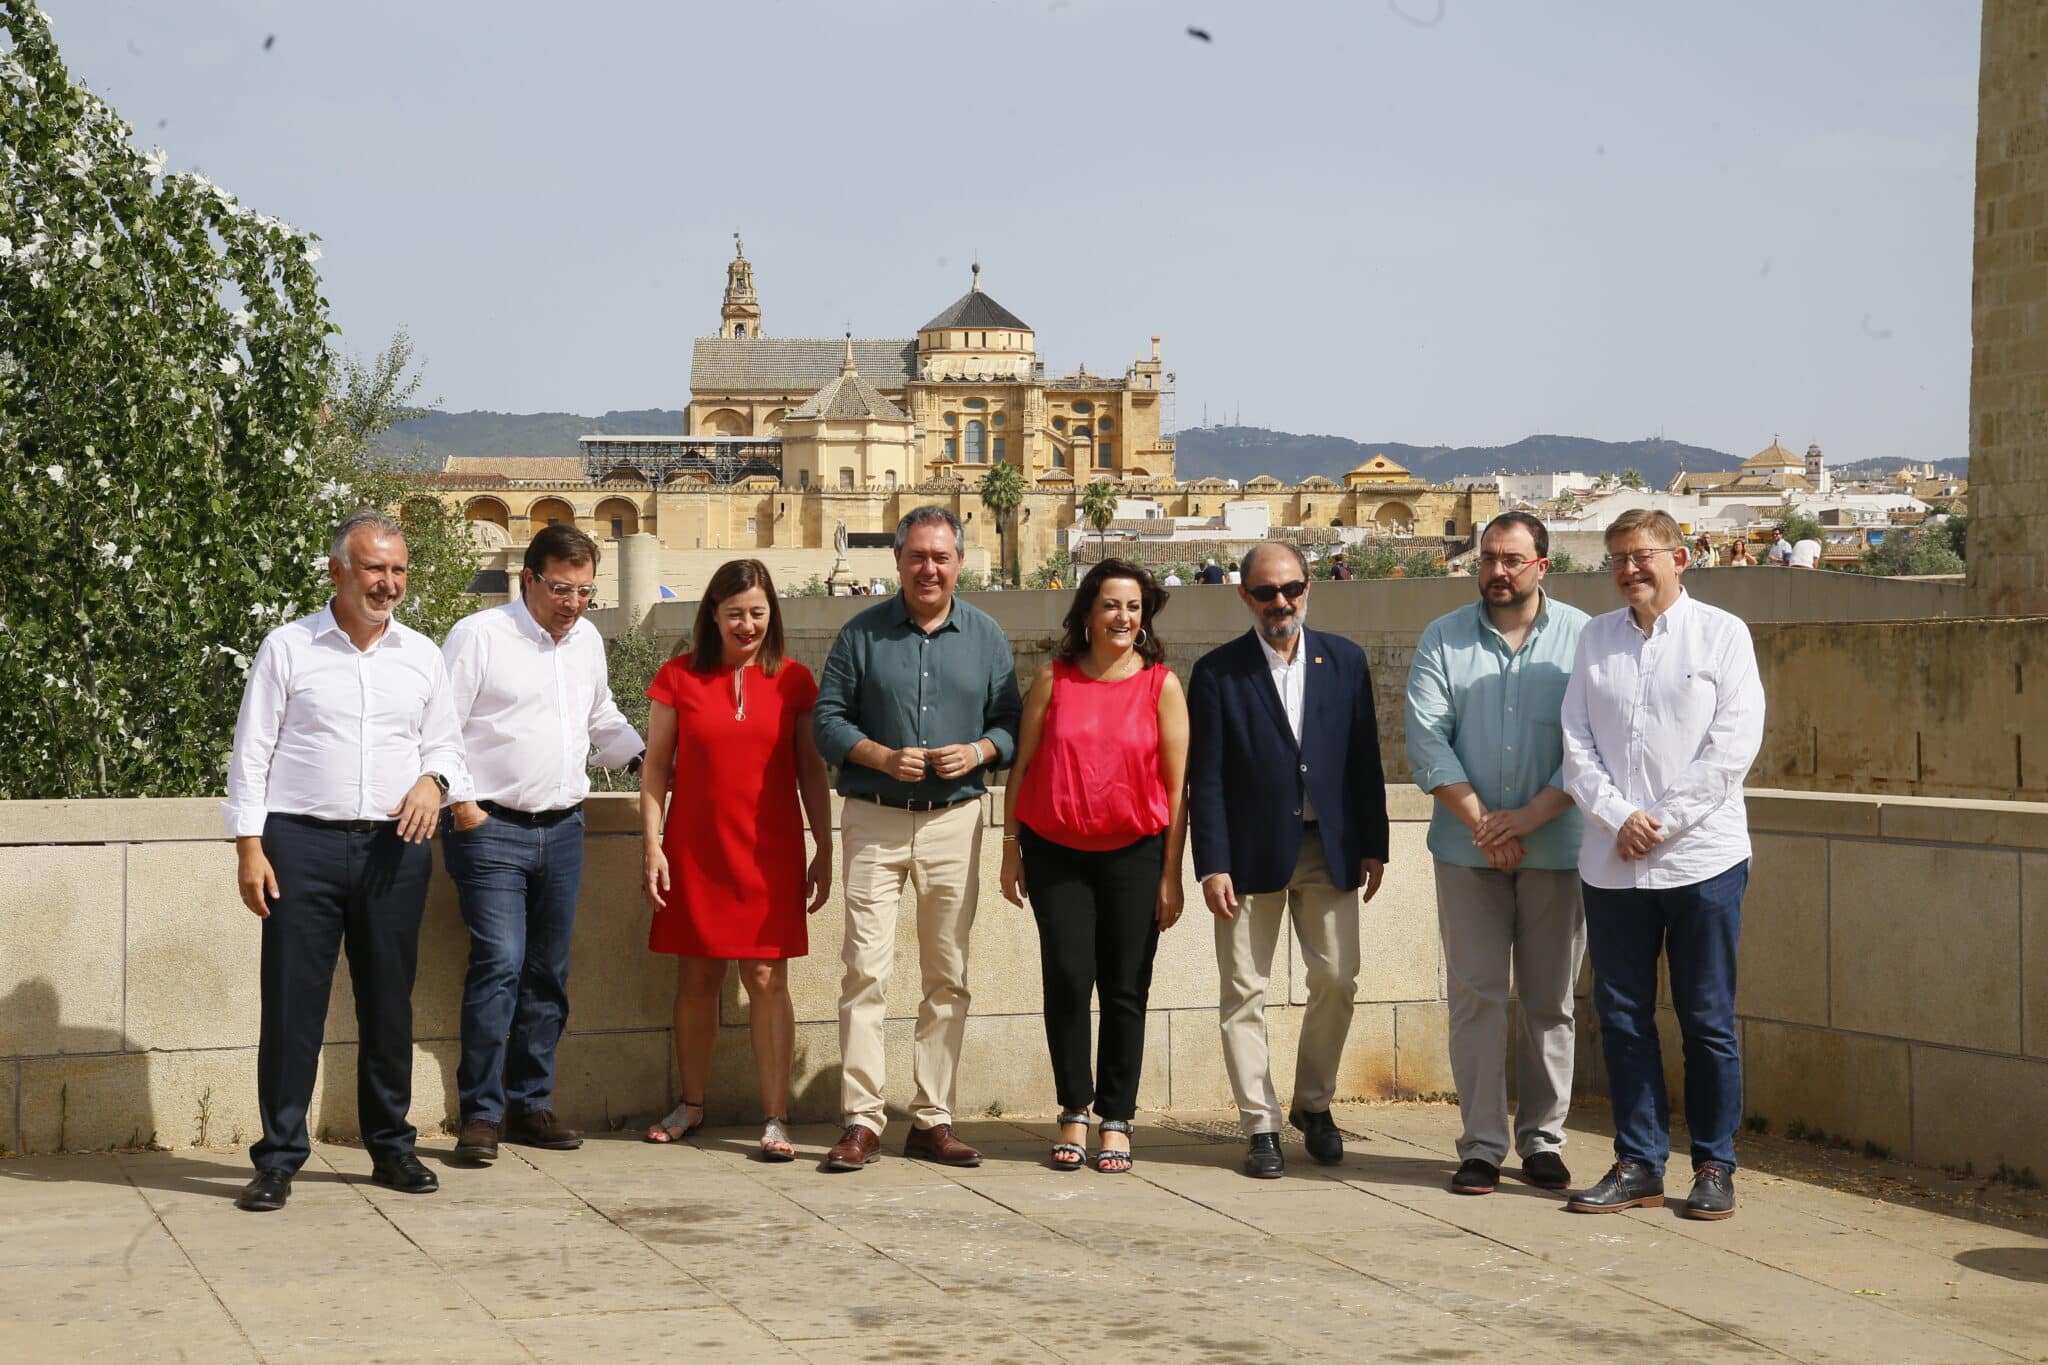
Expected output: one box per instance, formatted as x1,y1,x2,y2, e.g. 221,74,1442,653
1560,509,1764,1222
1766,528,1793,566
1163,570,1183,587
440,525,644,1162
1788,537,1822,570
224,511,468,1213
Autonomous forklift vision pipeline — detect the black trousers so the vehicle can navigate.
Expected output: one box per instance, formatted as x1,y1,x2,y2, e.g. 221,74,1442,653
1020,827,1164,1122
251,814,433,1174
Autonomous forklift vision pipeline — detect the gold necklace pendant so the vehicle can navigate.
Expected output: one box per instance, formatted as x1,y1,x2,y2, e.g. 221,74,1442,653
732,664,747,721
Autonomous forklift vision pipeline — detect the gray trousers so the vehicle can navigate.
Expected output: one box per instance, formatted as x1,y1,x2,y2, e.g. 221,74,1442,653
1433,860,1585,1167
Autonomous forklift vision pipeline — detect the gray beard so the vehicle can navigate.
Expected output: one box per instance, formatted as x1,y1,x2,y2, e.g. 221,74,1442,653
1257,605,1306,644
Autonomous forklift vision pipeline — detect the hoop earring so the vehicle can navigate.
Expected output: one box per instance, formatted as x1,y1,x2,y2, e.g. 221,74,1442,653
1134,628,1148,647
1082,626,1090,644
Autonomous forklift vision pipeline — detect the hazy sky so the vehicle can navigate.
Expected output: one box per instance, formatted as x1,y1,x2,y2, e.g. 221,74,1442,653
47,1,1980,461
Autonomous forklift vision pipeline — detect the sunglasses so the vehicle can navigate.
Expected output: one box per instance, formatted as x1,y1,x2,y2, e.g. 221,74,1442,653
1246,580,1308,604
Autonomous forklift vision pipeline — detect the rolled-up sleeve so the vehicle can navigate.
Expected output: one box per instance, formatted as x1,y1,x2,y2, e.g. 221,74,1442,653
979,626,1022,767
812,627,866,770
586,642,646,770
222,635,288,837
1404,625,1468,795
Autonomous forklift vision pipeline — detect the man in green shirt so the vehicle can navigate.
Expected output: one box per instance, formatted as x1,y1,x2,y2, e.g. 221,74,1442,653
1406,511,1589,1198
813,506,1022,1172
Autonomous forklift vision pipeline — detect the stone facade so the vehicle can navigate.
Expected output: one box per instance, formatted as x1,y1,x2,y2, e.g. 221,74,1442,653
1971,1,2048,614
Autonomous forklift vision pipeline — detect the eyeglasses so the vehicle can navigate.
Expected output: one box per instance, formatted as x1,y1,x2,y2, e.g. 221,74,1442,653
1247,580,1308,603
1477,554,1543,573
538,578,597,600
1611,549,1678,571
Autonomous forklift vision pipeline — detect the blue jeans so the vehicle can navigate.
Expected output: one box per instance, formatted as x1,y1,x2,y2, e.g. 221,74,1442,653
1581,859,1747,1175
442,809,585,1124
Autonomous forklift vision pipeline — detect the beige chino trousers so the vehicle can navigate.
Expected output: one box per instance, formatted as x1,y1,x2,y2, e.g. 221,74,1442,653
1215,835,1362,1136
838,797,982,1136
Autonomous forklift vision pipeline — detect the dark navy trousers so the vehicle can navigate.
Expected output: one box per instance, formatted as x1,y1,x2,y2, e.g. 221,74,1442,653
252,814,431,1175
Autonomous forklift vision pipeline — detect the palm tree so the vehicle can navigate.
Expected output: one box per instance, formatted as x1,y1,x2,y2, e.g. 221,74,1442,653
977,462,1025,586
1080,480,1119,564
1620,467,1646,490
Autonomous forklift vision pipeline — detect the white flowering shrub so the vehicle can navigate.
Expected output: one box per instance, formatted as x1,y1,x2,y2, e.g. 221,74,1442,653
0,2,362,797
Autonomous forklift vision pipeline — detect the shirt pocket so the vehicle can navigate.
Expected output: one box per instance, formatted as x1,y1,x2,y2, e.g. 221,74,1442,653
1650,664,1720,744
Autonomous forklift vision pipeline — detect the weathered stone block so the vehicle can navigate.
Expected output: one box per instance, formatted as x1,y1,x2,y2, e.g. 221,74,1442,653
19,1048,259,1154
1910,1046,2048,1175
1830,842,2022,1051
1736,834,1829,1027
551,1029,676,1134
2025,853,2048,1058
1394,1001,1454,1095
1742,1020,1910,1156
0,846,125,1059
124,843,261,1052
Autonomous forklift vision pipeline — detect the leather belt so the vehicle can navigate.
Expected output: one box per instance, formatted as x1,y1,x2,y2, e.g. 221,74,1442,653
480,800,584,827
854,792,978,813
274,813,391,834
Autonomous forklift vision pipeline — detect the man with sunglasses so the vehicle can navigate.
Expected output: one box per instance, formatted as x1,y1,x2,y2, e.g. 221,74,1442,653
1561,509,1764,1221
1187,542,1389,1178
1406,512,1589,1197
439,523,645,1162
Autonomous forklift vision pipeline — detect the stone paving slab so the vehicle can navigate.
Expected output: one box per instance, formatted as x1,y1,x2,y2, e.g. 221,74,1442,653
2,1103,2045,1363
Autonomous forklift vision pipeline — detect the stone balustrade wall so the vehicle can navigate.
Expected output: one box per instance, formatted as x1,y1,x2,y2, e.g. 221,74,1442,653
3,788,2043,1177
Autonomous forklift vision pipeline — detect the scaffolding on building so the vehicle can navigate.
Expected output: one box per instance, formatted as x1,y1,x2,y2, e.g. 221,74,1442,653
579,435,782,485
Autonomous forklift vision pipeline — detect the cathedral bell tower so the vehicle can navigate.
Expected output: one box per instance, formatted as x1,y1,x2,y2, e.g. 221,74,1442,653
720,233,763,339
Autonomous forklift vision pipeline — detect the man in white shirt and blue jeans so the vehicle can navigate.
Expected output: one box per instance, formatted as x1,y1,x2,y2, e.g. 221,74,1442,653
225,511,469,1212
440,524,644,1161
1561,509,1765,1221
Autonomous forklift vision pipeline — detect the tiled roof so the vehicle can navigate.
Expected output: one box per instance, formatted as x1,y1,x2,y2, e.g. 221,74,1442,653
691,338,915,392
919,289,1031,332
786,367,909,422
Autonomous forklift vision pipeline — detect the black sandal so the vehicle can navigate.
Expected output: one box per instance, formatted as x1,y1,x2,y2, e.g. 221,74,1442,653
1049,1110,1089,1171
1094,1118,1134,1173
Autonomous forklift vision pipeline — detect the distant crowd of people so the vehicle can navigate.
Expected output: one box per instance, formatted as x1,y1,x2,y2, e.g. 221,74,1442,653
224,503,1761,1225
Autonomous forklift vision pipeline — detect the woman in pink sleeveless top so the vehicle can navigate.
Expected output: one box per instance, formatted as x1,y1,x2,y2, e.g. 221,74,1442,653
1001,558,1188,1172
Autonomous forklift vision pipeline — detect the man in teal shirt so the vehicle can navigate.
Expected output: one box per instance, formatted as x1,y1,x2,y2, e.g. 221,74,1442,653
812,506,1021,1173
1406,512,1589,1198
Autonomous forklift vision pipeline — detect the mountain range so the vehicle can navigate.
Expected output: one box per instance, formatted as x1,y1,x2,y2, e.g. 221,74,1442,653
377,411,1967,484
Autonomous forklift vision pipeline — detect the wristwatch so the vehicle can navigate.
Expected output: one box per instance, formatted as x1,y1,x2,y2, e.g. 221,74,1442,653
626,750,646,776
426,771,450,795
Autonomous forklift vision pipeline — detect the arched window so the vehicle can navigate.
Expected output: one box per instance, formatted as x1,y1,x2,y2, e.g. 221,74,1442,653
1444,519,1458,537
734,324,747,338
884,470,897,489
838,468,855,490
965,420,986,463
1073,424,1091,438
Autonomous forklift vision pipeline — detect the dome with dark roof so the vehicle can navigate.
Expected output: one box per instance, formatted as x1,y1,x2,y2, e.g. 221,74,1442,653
919,266,1031,333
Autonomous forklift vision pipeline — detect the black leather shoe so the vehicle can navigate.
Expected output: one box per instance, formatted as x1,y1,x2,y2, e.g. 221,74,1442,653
1289,1107,1345,1165
1450,1158,1499,1194
1243,1132,1285,1179
235,1169,292,1212
1566,1159,1664,1213
1683,1163,1737,1220
369,1152,440,1194
1519,1151,1571,1190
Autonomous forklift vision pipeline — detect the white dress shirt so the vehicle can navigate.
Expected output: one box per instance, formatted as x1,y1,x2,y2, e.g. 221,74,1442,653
1789,538,1822,569
223,604,468,837
1257,631,1317,823
440,597,643,812
1560,591,1765,890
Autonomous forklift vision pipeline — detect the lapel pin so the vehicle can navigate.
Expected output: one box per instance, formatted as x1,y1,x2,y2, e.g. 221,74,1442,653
1314,657,1323,664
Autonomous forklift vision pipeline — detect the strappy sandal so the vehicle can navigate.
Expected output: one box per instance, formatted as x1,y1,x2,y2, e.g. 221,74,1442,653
644,1099,704,1144
758,1117,796,1163
1049,1110,1090,1171
1094,1118,1134,1173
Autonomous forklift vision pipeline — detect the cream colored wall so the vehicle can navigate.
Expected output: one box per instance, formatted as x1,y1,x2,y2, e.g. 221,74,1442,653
6,787,2043,1178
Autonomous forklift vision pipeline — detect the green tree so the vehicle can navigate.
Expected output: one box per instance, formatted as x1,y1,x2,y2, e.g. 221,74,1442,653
1548,549,1580,573
1774,505,1826,547
1858,530,1964,577
1619,468,1646,490
1079,480,1119,561
1400,549,1449,578
1024,548,1071,590
0,1,345,798
977,461,1024,586
1349,542,1401,579
1935,512,1968,562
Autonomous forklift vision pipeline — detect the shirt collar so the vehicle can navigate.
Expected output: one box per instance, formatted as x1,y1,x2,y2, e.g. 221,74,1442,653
891,591,961,636
1255,630,1303,671
311,600,406,651
1632,588,1692,638
507,594,560,645
1472,591,1553,646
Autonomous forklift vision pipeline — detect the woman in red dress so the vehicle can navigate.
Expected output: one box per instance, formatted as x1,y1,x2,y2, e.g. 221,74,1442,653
639,559,831,1160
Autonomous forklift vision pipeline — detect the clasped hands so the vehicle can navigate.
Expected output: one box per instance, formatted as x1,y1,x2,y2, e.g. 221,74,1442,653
883,743,984,783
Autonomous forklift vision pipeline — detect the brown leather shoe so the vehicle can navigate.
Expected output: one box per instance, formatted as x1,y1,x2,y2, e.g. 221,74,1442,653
903,1122,982,1167
504,1108,582,1150
824,1124,882,1172
453,1117,500,1162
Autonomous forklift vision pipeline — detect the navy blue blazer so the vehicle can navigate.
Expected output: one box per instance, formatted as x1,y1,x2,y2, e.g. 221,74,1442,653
1186,626,1390,896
